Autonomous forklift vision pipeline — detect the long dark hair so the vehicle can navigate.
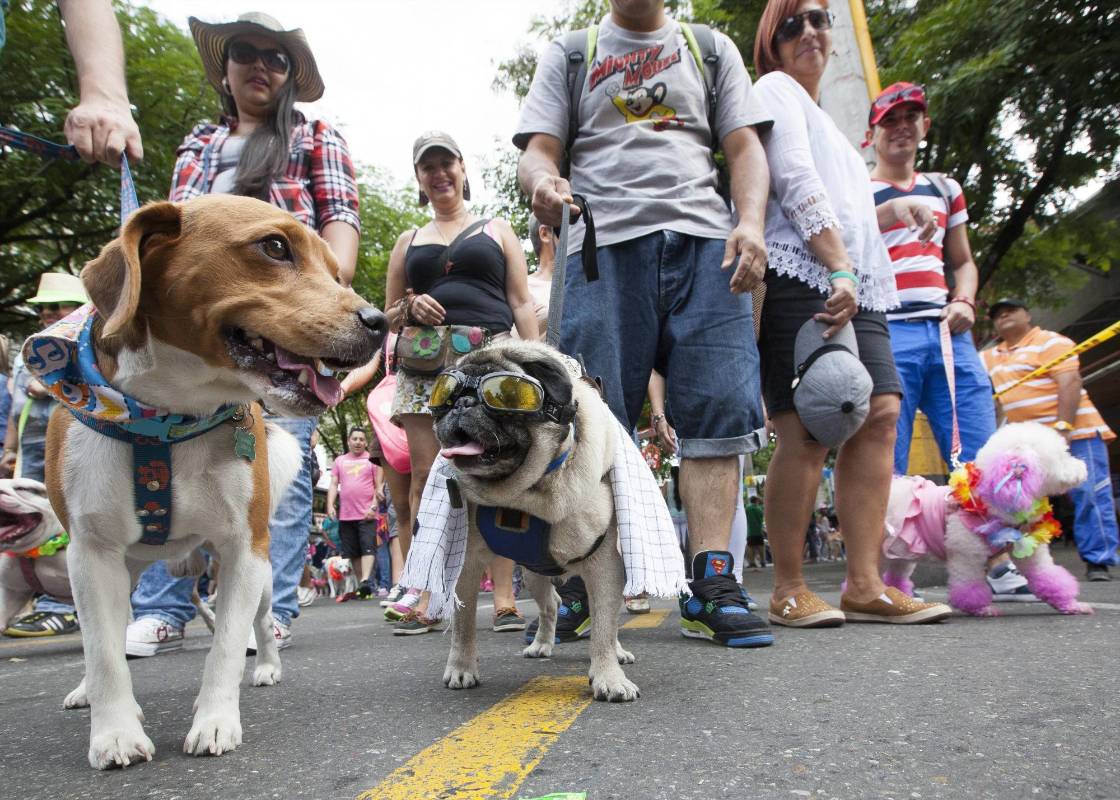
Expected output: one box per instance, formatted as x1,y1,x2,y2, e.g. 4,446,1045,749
221,49,297,201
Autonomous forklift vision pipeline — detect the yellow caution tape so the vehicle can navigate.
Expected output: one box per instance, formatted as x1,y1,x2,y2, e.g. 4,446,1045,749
993,319,1120,398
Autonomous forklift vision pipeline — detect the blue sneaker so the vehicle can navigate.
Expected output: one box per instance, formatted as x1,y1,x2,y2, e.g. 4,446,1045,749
524,576,592,644
680,551,774,648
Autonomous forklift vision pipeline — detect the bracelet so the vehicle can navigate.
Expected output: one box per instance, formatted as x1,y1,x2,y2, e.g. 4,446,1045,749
829,270,858,283
949,296,976,310
651,413,665,425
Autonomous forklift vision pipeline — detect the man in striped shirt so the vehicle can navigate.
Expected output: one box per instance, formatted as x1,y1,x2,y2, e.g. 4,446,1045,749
982,299,1118,581
868,83,996,476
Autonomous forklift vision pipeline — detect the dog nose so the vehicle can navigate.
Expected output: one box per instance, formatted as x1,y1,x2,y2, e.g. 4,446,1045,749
357,305,388,342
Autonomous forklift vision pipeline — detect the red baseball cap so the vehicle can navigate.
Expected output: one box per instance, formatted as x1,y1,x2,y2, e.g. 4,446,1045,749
868,82,928,126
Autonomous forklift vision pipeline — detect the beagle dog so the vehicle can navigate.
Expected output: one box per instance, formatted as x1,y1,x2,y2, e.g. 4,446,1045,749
26,196,385,769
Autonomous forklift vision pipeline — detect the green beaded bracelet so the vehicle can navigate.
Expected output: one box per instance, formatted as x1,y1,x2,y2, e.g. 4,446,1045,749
830,270,858,283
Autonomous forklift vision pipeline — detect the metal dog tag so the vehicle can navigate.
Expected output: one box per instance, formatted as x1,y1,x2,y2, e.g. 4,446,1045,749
234,427,256,462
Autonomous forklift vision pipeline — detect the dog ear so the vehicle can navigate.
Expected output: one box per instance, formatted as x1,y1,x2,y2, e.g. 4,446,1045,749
81,202,182,341
519,353,573,408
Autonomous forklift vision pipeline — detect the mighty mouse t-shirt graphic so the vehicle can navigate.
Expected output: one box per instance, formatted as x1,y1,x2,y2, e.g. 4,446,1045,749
589,41,684,129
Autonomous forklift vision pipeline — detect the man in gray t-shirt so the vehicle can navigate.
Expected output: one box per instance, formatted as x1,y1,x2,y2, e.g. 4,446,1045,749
515,0,774,650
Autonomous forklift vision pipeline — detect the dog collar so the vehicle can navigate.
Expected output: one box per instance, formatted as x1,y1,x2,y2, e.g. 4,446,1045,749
543,423,577,476
11,530,70,559
22,306,249,546
948,462,1062,558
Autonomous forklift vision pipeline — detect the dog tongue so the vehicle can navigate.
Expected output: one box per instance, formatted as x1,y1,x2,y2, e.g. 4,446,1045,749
441,442,486,458
274,346,344,407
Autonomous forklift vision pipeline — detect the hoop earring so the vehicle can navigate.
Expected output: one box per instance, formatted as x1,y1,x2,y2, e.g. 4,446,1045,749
221,77,232,94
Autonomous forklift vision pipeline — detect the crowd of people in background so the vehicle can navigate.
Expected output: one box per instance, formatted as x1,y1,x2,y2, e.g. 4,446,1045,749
0,0,1116,658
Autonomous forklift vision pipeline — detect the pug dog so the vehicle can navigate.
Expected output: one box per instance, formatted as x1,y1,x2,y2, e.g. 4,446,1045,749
0,478,73,629
431,340,640,702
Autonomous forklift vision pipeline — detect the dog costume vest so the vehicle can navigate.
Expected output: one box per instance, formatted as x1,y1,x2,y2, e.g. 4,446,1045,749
22,305,249,545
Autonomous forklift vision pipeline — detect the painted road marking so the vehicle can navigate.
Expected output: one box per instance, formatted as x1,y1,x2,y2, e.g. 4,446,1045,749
356,674,591,800
621,608,670,629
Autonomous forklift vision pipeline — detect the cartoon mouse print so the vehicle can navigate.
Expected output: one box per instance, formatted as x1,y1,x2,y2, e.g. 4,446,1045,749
611,83,683,130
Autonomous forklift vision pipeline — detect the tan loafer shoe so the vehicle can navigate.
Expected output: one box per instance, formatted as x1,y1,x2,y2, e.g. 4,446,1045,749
841,586,952,624
769,590,845,628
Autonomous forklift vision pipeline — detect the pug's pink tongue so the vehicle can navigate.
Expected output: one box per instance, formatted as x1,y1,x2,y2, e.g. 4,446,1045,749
274,346,344,407
441,442,486,458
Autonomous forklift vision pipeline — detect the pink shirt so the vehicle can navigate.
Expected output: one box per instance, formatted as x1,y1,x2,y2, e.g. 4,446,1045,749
331,452,377,521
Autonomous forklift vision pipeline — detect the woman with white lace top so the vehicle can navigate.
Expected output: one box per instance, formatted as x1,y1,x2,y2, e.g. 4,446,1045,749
748,0,950,628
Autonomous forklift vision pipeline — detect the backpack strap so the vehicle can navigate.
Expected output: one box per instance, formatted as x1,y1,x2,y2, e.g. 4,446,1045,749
564,26,598,168
681,23,720,149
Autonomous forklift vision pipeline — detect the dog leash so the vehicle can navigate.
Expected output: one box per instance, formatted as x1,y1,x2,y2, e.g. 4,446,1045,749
939,319,963,470
0,126,139,224
545,193,596,349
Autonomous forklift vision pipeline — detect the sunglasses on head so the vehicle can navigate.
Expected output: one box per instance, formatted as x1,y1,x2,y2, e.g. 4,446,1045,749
228,40,290,74
774,9,835,44
429,370,575,425
873,85,927,113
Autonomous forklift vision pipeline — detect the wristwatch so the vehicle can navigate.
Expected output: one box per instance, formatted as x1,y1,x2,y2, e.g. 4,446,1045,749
1053,421,1074,434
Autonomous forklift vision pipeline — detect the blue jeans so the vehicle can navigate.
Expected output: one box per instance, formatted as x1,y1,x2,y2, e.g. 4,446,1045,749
1068,435,1120,566
559,231,764,457
374,540,392,590
132,416,317,628
889,319,997,474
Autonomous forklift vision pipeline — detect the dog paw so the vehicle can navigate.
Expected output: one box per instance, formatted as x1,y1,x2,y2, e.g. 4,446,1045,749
183,709,243,756
614,641,635,665
443,666,481,690
522,640,554,659
64,680,89,710
88,723,155,769
251,663,282,686
589,670,640,703
1059,602,1094,615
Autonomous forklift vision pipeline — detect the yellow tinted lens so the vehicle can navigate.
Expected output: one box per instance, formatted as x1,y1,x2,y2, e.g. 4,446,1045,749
429,374,457,408
481,376,541,411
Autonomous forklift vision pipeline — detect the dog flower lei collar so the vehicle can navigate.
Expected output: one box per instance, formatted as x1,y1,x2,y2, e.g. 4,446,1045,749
948,462,1062,558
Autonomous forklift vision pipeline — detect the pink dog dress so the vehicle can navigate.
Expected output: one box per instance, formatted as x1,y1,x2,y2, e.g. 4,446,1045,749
883,475,951,562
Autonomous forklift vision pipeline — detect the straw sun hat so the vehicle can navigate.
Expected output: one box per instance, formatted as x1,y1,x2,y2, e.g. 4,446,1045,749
27,272,88,305
188,12,325,103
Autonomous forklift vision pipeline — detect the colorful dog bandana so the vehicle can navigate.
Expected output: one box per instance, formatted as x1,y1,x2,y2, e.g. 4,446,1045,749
22,305,244,545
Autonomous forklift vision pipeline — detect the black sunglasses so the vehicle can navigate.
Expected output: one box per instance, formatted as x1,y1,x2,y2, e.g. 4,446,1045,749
228,41,290,74
774,9,835,44
37,303,79,313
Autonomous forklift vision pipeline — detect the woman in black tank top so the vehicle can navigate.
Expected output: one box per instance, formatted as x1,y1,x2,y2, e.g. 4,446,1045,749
382,131,537,632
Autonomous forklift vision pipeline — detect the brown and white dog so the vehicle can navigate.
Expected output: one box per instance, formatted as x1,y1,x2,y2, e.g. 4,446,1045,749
40,196,384,769
0,478,73,626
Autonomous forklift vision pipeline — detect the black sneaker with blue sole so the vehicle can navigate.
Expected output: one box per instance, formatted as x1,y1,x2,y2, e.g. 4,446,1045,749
680,551,774,648
524,575,592,644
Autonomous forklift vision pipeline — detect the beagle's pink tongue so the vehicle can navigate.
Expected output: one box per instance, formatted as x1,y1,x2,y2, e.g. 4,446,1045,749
441,442,486,458
274,346,344,407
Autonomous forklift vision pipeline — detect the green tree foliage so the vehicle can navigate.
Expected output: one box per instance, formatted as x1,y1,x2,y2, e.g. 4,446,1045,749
0,0,214,336
492,0,1119,312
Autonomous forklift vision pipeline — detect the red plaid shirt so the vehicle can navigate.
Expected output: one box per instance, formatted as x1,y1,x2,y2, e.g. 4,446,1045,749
169,112,360,234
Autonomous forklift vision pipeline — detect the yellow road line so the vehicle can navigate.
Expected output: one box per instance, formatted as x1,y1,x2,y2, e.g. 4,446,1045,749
621,608,669,630
356,675,591,800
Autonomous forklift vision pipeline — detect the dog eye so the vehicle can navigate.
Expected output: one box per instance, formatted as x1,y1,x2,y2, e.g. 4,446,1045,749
258,236,292,262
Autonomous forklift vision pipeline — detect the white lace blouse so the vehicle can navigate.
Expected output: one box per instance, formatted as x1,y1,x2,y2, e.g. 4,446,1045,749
752,71,899,312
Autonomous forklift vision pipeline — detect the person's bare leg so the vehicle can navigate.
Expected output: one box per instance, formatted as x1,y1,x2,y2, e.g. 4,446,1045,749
679,455,738,557
381,461,412,561
358,554,374,584
400,414,441,617
834,394,900,603
765,412,829,601
388,537,404,585
491,557,517,609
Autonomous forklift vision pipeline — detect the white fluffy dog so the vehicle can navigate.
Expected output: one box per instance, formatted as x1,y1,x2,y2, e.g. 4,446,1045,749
882,422,1091,616
323,555,357,598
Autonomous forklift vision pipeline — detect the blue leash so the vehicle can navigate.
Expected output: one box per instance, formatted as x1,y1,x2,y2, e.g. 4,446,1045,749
0,126,139,224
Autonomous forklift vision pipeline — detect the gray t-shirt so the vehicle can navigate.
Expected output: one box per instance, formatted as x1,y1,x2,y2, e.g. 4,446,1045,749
515,16,769,256
210,135,246,195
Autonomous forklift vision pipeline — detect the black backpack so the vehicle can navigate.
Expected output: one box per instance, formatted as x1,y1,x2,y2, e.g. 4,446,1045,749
560,22,722,168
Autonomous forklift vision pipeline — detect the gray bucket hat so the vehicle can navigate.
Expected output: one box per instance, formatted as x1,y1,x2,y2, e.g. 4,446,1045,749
189,12,325,103
791,320,872,448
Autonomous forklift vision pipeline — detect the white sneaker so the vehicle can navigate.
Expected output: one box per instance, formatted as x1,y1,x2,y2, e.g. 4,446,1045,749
988,563,1038,602
247,620,292,656
624,596,651,614
380,584,404,608
384,588,420,621
297,585,317,607
125,617,184,658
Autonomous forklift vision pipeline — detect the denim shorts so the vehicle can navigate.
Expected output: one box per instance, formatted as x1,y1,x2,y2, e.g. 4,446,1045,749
759,271,901,415
558,230,765,458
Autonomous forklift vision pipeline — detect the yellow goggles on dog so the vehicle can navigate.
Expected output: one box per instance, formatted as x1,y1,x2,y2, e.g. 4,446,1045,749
429,369,576,424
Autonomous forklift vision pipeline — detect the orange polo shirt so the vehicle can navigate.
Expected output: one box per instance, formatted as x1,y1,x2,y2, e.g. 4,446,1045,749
981,327,1114,441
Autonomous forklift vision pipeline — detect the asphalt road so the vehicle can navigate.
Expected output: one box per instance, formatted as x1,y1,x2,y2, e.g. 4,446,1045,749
1,542,1117,800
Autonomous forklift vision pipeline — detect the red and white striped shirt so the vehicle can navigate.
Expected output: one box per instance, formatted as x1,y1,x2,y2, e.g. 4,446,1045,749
871,173,968,322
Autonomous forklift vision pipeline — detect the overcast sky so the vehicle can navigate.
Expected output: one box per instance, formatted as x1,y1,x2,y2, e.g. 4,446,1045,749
140,0,560,201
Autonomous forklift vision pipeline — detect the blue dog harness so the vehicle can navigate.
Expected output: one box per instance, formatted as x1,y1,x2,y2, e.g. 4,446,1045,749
22,307,253,545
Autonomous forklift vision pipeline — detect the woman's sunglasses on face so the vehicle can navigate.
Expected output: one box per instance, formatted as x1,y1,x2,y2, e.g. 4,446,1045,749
228,41,290,75
774,9,835,44
37,303,79,313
